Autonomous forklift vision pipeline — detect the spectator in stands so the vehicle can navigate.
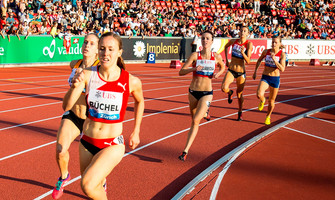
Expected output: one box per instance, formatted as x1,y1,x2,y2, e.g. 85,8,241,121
1,0,8,19
6,11,15,27
6,22,20,41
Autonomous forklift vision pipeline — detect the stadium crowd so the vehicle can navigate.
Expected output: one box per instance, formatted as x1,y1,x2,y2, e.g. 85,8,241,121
0,0,334,41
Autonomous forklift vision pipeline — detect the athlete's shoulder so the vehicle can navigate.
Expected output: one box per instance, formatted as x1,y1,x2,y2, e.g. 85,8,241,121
70,59,81,69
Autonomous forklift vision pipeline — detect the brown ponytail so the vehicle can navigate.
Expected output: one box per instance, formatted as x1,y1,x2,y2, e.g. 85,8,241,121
117,56,126,70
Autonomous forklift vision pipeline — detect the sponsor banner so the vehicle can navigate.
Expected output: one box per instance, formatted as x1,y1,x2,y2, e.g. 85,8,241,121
196,39,267,61
279,39,335,60
0,36,83,64
122,37,193,61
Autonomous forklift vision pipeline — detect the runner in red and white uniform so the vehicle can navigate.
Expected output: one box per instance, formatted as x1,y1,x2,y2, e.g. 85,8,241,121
221,26,253,121
253,36,286,125
178,31,225,161
52,33,99,200
65,32,144,199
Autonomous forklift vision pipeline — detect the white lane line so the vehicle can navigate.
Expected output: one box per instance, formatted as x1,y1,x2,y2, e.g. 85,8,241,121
0,84,67,92
0,141,57,161
0,116,61,132
307,116,335,125
0,102,61,114
0,91,65,102
283,126,335,144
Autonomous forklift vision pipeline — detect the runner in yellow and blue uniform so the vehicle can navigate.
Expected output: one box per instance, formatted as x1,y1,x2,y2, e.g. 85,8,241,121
52,33,99,200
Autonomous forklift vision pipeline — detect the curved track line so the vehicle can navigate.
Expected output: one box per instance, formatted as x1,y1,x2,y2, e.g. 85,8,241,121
172,104,335,200
283,126,335,144
33,92,335,200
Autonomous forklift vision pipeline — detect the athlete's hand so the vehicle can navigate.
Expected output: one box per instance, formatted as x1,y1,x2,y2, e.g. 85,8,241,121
270,52,276,60
240,45,245,53
195,65,203,71
129,132,140,150
72,68,85,88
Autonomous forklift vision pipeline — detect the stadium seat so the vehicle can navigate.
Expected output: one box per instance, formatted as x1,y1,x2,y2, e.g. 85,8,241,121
160,1,165,6
221,4,227,9
166,1,171,7
271,10,277,16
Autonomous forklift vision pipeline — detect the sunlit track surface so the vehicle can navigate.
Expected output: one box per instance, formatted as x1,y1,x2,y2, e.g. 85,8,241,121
0,63,334,200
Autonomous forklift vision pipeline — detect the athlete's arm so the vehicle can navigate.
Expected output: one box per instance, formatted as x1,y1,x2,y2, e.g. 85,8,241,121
62,68,88,111
241,41,253,64
179,52,198,76
274,51,286,72
128,75,144,150
213,53,225,79
253,49,267,80
224,39,235,67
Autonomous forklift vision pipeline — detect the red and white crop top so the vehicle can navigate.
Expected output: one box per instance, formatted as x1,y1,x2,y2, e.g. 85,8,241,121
231,40,248,59
193,51,216,78
265,49,282,68
86,66,130,123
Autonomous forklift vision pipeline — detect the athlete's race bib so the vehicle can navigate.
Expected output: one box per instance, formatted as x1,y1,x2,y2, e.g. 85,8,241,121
195,59,216,76
87,89,124,120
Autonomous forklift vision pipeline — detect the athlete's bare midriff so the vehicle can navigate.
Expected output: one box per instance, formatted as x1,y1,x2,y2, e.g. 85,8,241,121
229,57,245,73
82,118,123,139
190,76,212,91
263,66,281,77
71,94,87,119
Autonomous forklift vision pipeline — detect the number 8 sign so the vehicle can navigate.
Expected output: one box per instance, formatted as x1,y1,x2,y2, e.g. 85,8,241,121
147,52,156,64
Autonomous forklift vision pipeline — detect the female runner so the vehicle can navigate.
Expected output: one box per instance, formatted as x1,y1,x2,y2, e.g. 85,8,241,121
253,36,286,125
65,32,144,199
178,31,225,161
52,33,99,199
221,26,253,121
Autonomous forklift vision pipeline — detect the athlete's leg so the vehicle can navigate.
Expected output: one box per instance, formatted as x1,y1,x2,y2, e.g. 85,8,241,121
183,94,213,154
236,75,246,112
221,71,235,103
256,80,269,102
221,71,235,94
56,119,81,179
81,145,125,200
266,86,279,118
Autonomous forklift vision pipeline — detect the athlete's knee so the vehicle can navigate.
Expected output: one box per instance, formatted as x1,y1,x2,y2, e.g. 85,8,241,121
81,177,97,197
221,85,229,93
268,99,276,105
56,143,68,157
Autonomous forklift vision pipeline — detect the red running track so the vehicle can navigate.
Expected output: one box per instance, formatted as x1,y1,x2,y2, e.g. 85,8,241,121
213,107,335,200
0,63,334,200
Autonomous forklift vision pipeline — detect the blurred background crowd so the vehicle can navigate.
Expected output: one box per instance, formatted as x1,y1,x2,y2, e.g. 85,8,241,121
1,0,334,41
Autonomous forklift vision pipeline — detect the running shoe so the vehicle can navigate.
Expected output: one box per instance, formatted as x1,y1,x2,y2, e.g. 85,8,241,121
237,111,243,121
203,109,210,121
228,90,233,104
265,116,271,125
52,173,71,199
178,152,188,161
258,99,265,111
